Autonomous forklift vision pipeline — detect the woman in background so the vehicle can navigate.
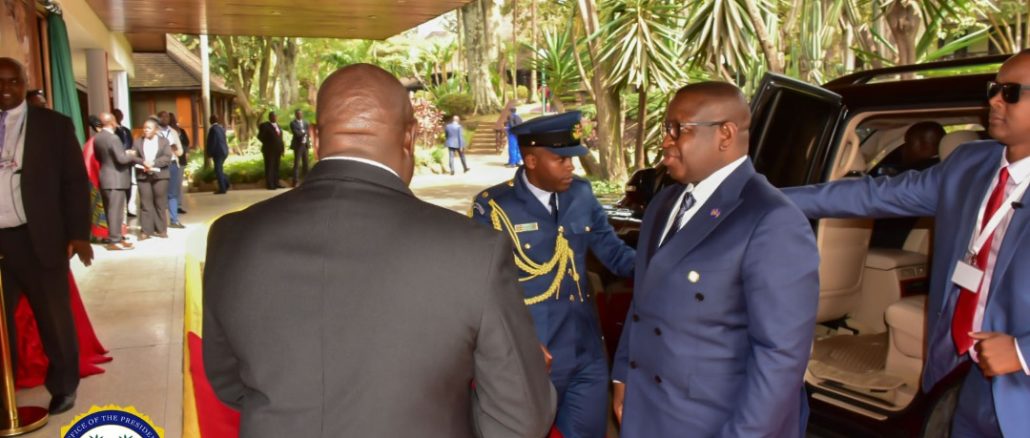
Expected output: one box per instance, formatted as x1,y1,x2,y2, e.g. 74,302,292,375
133,117,173,239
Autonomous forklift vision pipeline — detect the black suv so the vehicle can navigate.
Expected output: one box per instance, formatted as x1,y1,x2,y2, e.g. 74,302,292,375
593,55,1007,438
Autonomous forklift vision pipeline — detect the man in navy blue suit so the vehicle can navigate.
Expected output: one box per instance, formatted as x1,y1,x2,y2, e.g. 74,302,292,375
444,115,469,175
612,82,820,437
471,111,635,437
784,50,1030,437
207,115,230,194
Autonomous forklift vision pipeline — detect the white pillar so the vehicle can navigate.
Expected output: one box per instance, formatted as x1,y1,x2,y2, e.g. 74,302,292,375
111,70,130,125
200,34,211,133
85,49,111,115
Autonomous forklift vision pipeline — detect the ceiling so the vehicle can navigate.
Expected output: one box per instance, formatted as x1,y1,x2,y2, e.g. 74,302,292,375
83,0,469,40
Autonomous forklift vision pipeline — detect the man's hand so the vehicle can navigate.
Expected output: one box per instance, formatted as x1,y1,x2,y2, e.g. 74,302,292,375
612,381,626,425
67,240,93,267
540,344,552,373
126,150,136,156
971,332,1025,377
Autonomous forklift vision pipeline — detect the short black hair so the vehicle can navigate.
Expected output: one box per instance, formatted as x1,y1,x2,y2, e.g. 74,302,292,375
26,89,43,99
210,115,219,124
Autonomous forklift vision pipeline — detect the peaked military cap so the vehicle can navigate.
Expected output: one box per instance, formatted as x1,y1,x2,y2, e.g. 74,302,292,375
511,111,589,157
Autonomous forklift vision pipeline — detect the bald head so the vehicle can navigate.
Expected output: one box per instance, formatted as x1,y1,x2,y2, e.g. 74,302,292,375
990,51,1030,156
661,81,751,184
315,64,416,183
0,57,28,111
98,112,117,130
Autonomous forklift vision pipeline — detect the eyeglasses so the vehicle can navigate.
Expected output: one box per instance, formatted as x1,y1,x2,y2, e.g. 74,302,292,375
987,81,1030,104
663,120,725,140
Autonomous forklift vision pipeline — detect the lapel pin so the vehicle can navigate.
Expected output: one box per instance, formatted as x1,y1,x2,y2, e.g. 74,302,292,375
710,208,721,218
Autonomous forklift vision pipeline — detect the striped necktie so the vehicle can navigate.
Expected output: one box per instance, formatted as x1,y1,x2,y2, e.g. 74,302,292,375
660,188,695,248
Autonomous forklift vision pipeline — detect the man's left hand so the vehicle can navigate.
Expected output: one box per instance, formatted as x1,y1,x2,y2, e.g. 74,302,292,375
67,240,94,267
971,332,1024,377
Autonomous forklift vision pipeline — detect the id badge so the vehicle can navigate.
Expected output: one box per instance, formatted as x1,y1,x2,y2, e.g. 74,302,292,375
952,260,984,291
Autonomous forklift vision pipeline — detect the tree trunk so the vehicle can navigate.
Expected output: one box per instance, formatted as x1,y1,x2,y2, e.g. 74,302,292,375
577,0,626,182
885,0,921,75
529,0,538,103
276,38,299,108
257,38,274,103
511,0,518,102
634,87,647,170
742,0,782,73
462,0,502,113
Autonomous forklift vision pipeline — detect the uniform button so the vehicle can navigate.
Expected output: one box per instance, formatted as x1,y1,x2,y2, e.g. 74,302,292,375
632,314,640,322
654,327,662,336
695,293,705,302
629,361,638,369
654,375,662,384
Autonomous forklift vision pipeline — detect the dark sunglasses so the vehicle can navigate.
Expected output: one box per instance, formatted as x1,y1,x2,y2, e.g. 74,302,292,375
987,81,1030,104
663,120,725,140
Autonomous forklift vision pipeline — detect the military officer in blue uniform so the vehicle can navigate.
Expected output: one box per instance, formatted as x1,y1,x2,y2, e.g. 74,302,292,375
470,111,636,437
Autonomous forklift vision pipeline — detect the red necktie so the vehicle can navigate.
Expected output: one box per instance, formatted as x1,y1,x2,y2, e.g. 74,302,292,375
952,166,1010,354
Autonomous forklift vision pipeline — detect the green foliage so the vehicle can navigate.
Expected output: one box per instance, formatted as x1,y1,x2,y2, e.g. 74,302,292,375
436,94,476,118
186,150,312,186
529,24,583,103
516,85,529,100
596,0,687,92
588,177,626,205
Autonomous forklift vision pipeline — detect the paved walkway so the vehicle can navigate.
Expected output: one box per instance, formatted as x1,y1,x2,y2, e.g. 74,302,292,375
13,147,521,436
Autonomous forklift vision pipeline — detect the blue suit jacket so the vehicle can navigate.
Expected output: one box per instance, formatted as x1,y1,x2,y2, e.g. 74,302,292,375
613,160,819,438
783,141,1030,437
445,123,465,149
207,123,229,159
471,168,635,377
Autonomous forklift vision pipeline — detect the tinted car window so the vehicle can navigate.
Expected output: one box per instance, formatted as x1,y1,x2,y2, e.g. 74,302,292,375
750,89,842,188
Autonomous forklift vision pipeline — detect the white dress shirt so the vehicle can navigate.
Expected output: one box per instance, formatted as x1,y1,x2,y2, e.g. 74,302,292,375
321,156,400,178
0,101,28,227
522,172,557,214
969,154,1030,374
658,156,747,246
142,137,160,162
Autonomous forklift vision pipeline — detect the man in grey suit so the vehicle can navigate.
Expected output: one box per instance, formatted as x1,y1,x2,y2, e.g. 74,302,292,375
445,115,469,175
203,63,556,438
94,112,141,250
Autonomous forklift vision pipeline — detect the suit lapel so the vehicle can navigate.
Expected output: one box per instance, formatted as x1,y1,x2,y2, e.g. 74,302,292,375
648,161,754,270
642,185,685,264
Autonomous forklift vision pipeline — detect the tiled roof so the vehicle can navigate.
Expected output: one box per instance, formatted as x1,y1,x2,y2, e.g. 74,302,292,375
129,36,232,94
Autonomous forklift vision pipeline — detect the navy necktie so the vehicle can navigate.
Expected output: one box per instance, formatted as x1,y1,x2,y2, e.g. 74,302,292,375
661,188,695,248
549,192,558,223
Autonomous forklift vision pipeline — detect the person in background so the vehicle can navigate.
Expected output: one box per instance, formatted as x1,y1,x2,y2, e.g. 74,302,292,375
258,111,285,190
444,115,469,175
156,111,185,229
133,117,173,240
82,115,109,242
207,115,230,194
505,106,524,168
169,112,189,216
0,57,93,415
93,113,141,251
290,109,311,187
112,109,138,218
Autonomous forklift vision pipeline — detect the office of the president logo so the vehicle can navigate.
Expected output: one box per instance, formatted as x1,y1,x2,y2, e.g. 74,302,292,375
61,405,163,438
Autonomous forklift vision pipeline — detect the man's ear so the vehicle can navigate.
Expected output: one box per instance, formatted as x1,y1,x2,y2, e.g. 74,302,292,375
523,149,536,170
719,122,738,151
402,122,417,158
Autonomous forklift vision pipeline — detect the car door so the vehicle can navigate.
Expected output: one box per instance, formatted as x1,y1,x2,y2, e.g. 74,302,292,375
749,73,846,188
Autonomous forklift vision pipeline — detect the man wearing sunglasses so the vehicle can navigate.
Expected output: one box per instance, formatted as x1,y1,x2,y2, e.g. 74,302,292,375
611,82,819,437
784,50,1030,437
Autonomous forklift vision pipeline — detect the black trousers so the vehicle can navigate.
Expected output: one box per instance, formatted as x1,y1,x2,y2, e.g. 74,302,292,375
0,226,78,396
138,178,168,235
292,147,309,186
100,188,128,242
263,152,281,189
213,155,229,192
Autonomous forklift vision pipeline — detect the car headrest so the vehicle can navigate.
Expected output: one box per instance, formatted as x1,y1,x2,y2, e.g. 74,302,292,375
940,130,981,161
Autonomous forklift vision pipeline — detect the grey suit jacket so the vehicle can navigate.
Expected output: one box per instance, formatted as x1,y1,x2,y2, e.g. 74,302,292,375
94,130,141,189
203,159,556,438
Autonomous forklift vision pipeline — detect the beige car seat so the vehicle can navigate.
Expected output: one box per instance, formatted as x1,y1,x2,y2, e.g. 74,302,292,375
816,145,873,323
